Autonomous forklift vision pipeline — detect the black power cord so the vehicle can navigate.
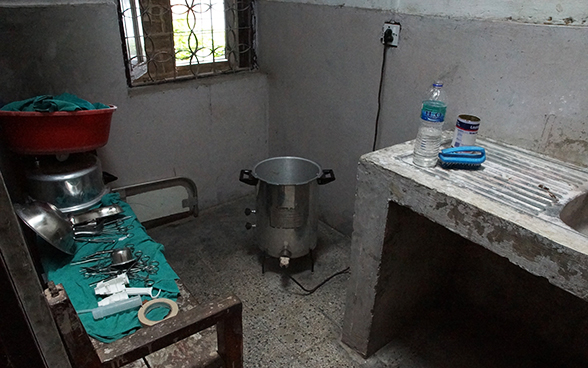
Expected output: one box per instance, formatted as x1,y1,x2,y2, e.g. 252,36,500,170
287,267,350,295
287,30,392,295
372,29,394,151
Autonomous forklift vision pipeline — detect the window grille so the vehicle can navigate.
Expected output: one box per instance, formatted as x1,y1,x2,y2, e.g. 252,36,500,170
118,0,256,86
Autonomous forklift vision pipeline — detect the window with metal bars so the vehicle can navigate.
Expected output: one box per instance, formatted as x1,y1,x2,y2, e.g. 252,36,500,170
118,0,256,87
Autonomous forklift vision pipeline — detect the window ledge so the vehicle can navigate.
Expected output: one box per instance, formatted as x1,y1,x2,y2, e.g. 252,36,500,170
127,69,262,98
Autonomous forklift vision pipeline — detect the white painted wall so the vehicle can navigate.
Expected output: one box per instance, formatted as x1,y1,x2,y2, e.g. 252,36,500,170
6,0,586,25
396,0,588,25
262,0,588,25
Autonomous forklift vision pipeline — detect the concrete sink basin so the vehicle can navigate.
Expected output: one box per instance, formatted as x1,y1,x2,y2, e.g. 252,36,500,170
560,193,588,236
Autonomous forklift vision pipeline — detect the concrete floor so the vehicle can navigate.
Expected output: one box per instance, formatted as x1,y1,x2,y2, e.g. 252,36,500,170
146,195,588,368
148,195,368,367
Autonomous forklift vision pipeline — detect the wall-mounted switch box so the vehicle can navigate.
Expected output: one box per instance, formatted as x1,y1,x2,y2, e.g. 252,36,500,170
381,22,401,47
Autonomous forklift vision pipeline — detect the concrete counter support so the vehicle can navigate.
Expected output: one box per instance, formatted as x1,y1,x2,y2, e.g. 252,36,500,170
341,136,588,357
341,160,467,357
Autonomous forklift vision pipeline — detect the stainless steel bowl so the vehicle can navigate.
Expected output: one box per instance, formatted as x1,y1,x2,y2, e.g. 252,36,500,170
14,201,76,254
111,247,135,267
25,153,109,214
14,201,126,255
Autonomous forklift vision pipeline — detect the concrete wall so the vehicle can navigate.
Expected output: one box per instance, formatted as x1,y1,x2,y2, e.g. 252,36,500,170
256,1,588,234
0,2,269,210
2,0,587,237
5,0,587,25
262,0,588,25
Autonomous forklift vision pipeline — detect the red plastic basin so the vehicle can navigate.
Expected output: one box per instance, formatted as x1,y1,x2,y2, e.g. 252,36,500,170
0,105,116,155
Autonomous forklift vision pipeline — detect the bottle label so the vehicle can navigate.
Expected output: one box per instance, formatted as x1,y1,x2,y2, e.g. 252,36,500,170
421,100,447,122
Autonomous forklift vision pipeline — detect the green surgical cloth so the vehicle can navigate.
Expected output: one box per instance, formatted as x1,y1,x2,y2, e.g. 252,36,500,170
41,193,180,343
1,92,109,112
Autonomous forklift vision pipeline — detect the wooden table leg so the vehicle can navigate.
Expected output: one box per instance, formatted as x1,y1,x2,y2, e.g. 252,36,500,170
216,302,243,368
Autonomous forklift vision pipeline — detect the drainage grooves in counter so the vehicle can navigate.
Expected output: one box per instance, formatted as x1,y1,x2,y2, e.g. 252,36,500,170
399,138,588,216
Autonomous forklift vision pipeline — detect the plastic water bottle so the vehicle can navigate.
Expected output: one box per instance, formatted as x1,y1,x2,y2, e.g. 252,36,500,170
413,81,447,167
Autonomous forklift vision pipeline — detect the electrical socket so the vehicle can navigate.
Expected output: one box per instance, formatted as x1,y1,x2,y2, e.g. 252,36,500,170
381,22,400,47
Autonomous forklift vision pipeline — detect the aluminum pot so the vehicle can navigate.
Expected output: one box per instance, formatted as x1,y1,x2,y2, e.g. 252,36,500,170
25,153,109,214
240,157,335,266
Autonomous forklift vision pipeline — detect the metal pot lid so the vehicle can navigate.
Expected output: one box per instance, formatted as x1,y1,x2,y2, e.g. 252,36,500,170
252,156,323,185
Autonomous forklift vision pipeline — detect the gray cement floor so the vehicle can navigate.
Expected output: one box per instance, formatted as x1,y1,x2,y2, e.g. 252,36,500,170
148,195,371,367
147,196,587,368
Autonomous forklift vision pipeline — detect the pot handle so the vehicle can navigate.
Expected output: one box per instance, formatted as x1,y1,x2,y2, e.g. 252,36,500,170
239,170,258,186
317,169,335,185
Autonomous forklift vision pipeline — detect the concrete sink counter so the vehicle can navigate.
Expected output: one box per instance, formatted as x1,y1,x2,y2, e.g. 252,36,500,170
342,133,588,357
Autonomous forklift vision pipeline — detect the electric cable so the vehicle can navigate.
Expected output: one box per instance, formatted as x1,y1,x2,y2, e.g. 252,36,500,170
287,267,350,295
372,31,393,151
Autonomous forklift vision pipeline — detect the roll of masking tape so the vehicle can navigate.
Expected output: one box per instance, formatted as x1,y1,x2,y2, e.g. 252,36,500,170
137,298,179,327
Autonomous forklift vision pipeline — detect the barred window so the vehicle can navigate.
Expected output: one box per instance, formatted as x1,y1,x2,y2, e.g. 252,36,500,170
118,0,256,87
